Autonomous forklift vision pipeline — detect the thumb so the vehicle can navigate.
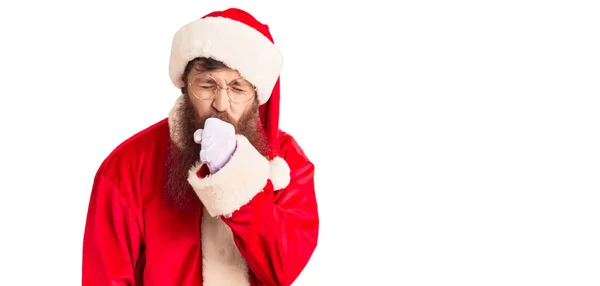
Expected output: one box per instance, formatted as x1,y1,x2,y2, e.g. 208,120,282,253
193,129,203,144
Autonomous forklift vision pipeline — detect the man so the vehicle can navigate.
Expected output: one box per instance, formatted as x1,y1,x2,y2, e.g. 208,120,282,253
82,8,319,286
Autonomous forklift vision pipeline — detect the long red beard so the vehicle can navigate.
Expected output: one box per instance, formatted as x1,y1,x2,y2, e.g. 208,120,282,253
163,95,269,211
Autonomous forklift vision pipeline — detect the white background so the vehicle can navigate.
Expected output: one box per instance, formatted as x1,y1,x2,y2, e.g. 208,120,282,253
1,0,599,285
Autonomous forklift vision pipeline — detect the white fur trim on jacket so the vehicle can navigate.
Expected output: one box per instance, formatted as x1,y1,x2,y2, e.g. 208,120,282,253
167,95,186,150
187,135,271,218
169,16,283,104
200,207,250,286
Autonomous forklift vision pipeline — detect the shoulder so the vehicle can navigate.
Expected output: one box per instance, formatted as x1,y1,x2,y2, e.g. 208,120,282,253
95,118,170,182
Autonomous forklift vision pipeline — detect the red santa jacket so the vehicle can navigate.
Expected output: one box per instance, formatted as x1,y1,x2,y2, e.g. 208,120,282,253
82,118,319,285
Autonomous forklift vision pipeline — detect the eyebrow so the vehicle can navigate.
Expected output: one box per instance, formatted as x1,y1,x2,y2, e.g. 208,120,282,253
193,71,244,83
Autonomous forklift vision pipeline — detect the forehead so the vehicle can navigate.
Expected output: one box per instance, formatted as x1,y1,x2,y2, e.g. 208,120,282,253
190,67,243,81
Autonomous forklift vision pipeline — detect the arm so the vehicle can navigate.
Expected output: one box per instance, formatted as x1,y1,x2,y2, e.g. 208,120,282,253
82,174,143,285
188,135,319,285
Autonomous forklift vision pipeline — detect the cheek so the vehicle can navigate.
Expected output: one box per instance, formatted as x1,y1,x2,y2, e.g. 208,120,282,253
191,98,213,116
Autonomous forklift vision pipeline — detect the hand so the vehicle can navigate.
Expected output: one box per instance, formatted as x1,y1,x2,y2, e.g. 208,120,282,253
194,118,236,173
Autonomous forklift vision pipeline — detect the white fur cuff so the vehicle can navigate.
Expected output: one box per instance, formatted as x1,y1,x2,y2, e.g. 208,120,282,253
187,135,271,217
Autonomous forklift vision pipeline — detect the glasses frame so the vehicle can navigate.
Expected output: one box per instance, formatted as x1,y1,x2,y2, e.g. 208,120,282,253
188,73,257,104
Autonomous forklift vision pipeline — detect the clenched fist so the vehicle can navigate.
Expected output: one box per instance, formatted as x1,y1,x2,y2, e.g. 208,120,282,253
193,118,236,174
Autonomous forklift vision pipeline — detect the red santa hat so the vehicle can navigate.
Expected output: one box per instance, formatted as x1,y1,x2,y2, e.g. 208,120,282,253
168,8,290,189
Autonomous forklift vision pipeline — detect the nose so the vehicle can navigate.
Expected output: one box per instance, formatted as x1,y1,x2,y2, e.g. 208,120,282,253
212,87,231,112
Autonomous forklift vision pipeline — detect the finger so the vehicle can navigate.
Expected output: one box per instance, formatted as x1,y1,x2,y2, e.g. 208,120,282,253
201,137,214,148
193,129,203,144
205,117,235,133
200,148,209,163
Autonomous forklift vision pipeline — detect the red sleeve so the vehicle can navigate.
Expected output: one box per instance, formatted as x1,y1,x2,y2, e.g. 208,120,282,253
82,175,143,286
187,135,319,285
223,153,318,286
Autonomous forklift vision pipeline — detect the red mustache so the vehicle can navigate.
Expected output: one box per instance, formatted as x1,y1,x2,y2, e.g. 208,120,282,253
209,111,232,123
198,111,236,129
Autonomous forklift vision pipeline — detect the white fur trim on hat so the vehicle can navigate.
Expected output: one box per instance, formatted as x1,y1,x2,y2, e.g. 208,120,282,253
169,16,283,104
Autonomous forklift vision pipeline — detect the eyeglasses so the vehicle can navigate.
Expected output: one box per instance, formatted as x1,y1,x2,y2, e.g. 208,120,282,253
188,74,257,103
